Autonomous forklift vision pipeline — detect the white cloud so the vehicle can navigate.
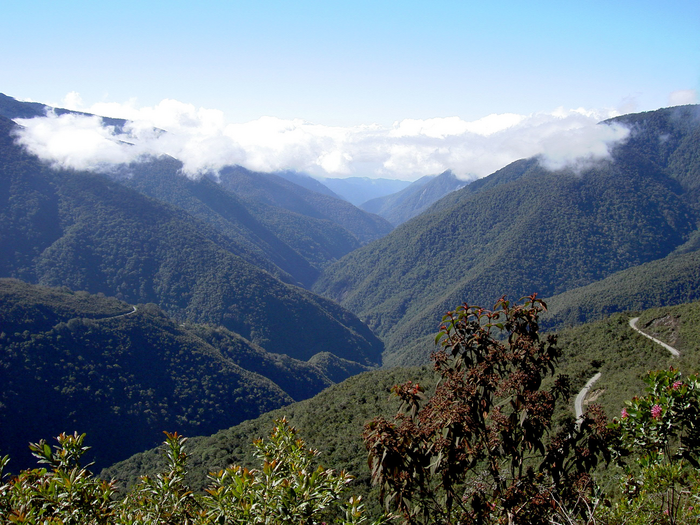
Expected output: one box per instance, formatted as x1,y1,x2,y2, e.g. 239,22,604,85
12,93,630,180
13,111,149,171
669,89,698,106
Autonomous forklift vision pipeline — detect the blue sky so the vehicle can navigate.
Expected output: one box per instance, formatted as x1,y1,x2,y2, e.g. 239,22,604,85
3,0,699,179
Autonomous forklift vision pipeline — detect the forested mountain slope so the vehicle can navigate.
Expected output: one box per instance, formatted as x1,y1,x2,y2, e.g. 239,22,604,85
103,365,436,511
115,158,359,288
543,242,700,330
0,93,381,283
217,165,394,244
0,115,383,365
0,279,329,471
360,170,466,225
314,106,700,366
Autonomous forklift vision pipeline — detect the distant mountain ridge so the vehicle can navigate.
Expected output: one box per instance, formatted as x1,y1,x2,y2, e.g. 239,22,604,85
360,170,467,225
216,166,393,245
0,92,132,133
320,177,413,206
274,170,343,199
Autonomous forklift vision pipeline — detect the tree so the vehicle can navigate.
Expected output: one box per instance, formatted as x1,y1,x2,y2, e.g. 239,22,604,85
364,295,611,525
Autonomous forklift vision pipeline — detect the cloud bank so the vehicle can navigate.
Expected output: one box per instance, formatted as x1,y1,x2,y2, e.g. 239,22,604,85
13,93,630,180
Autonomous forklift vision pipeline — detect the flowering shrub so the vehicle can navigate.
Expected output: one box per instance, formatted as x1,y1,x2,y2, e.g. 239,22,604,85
613,369,700,468
601,369,700,524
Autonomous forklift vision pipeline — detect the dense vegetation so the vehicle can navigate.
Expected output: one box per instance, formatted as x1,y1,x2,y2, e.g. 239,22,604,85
104,298,700,511
314,106,700,367
0,279,364,471
103,366,437,512
364,296,612,524
8,297,700,523
543,231,700,331
1,423,386,524
115,157,364,287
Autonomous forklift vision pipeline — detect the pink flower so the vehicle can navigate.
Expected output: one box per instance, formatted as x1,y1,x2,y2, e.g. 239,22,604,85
651,404,663,419
621,408,629,419
673,380,683,390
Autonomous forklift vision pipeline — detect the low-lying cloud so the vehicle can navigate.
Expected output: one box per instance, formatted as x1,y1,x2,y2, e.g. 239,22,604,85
13,93,630,180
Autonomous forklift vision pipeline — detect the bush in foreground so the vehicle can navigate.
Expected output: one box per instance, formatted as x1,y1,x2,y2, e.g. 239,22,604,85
363,295,613,524
0,420,386,524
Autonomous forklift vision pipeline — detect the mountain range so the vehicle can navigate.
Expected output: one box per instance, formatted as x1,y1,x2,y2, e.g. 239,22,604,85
0,103,388,366
314,105,700,366
3,93,700,493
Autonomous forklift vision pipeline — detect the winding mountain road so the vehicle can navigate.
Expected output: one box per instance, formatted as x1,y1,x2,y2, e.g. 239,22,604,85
628,317,680,357
90,305,138,322
574,316,681,420
575,372,602,421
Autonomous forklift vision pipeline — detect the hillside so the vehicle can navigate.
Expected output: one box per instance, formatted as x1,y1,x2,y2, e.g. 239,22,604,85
314,106,700,366
543,243,700,330
102,365,437,511
0,279,313,471
0,115,383,365
114,158,359,288
217,165,394,244
103,298,700,514
360,170,466,225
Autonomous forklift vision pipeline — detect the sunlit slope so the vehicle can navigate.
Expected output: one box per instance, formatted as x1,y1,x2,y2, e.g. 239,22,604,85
314,106,700,366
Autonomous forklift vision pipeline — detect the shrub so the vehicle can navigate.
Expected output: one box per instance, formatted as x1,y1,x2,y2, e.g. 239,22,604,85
0,420,386,524
364,295,612,525
600,369,700,524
